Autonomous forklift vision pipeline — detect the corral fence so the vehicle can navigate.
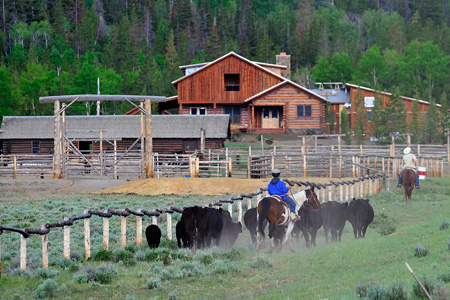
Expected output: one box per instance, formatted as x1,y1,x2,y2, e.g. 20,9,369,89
0,174,385,274
0,143,445,179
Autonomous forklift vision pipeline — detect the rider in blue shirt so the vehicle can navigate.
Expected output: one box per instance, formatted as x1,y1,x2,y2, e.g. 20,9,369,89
268,169,299,221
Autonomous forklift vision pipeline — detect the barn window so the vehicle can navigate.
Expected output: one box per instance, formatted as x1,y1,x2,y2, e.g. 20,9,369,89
32,141,40,154
297,105,312,117
367,110,372,122
225,74,240,91
191,107,207,115
225,107,241,124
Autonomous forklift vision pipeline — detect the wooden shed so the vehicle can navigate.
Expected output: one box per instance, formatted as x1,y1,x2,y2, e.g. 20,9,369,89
0,115,230,155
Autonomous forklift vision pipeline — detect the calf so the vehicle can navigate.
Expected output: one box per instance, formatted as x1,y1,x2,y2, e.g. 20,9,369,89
178,206,207,249
347,198,374,239
297,202,323,248
322,201,348,243
203,207,224,248
145,224,162,249
176,221,189,248
219,209,242,250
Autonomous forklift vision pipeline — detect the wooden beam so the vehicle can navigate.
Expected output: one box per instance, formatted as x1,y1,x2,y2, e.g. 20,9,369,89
145,99,154,178
53,100,61,179
40,94,166,104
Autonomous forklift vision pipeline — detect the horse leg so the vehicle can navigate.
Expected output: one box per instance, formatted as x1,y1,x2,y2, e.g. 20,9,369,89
280,221,295,252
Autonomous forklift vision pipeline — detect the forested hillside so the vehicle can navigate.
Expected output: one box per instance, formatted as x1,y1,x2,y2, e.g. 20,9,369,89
0,0,449,119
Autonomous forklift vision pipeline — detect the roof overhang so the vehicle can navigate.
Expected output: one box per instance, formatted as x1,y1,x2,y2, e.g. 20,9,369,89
39,95,166,104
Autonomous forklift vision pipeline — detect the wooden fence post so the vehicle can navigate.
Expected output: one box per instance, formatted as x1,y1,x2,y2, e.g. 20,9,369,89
13,156,17,179
195,157,200,177
228,157,232,177
339,184,343,202
228,203,233,217
20,235,26,270
345,183,349,201
42,224,49,268
360,180,364,198
247,198,252,210
136,209,143,246
63,217,70,259
303,154,307,178
121,213,127,248
328,183,332,202
103,210,110,250
152,216,158,225
167,213,172,240
321,187,325,203
338,155,342,179
329,157,333,178
352,156,355,177
351,183,354,200
237,200,242,223
84,210,90,260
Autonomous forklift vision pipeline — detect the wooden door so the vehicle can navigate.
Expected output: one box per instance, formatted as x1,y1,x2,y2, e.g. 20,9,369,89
261,108,280,129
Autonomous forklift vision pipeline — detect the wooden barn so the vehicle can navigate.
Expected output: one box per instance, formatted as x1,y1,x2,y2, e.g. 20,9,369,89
171,52,329,134
0,115,230,155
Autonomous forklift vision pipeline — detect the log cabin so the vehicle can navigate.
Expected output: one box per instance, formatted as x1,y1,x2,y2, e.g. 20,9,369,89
171,52,329,134
0,115,230,155
310,83,441,138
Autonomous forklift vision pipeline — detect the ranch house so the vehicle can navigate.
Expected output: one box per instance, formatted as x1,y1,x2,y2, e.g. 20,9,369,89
171,52,329,135
310,83,440,137
0,115,230,155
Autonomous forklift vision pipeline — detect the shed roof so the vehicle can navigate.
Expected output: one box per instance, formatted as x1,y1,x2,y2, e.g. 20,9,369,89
0,115,230,140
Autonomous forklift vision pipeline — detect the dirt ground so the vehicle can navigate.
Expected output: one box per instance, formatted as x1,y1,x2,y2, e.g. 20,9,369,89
0,176,334,197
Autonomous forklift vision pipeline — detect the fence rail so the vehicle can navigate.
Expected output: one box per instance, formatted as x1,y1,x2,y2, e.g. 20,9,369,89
0,174,386,274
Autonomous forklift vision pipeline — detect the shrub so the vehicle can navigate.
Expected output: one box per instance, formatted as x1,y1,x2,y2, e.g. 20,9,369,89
412,276,439,299
168,291,178,300
92,249,113,262
176,261,205,278
439,219,449,230
414,243,429,257
146,277,163,290
33,268,60,279
146,249,173,265
113,249,136,266
249,255,273,269
226,246,245,261
75,264,118,285
33,279,58,299
366,284,387,300
194,251,214,265
124,245,136,253
372,213,397,235
356,282,368,298
159,238,178,250
211,259,240,274
437,272,450,283
386,282,408,300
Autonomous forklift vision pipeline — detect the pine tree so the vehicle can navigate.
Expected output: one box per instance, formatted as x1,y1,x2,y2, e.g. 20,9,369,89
340,109,351,145
353,87,367,145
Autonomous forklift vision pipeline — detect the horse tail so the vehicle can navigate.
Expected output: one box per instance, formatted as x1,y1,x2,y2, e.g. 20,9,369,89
258,198,270,239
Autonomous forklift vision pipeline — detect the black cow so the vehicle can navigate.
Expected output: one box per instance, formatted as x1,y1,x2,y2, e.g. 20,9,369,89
219,209,242,250
243,207,267,244
297,202,323,248
176,221,189,248
145,224,162,249
203,207,224,247
347,198,374,239
322,201,348,243
178,206,207,249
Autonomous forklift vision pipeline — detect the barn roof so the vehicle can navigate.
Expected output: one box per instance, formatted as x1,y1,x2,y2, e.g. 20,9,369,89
0,115,230,140
172,51,288,85
244,81,329,103
308,88,351,104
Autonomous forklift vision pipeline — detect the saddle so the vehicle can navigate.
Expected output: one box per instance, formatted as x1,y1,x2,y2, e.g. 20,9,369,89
269,195,291,209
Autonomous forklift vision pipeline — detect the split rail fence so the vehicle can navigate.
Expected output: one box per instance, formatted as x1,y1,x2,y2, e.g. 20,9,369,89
0,174,386,274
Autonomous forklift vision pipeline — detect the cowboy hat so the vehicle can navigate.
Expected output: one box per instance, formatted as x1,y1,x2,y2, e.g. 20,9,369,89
271,168,281,175
404,147,411,154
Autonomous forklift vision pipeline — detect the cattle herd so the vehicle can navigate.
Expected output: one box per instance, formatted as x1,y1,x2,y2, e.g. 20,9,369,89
145,198,374,251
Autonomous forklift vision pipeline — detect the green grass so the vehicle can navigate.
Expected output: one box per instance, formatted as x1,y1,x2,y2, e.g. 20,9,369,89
1,178,450,299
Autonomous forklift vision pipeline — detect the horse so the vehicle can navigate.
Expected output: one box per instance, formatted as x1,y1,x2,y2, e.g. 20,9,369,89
401,168,416,202
256,188,319,251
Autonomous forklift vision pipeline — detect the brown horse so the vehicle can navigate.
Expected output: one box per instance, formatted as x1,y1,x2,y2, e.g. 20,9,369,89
401,168,416,202
256,196,294,251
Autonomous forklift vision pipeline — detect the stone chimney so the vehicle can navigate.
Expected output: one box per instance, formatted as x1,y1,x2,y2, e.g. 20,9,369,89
276,52,291,80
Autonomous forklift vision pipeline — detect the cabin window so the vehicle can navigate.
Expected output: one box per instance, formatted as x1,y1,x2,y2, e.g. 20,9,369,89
364,97,374,107
32,141,40,154
367,110,372,122
191,107,207,115
225,107,241,124
225,74,240,91
297,105,312,117
402,102,406,108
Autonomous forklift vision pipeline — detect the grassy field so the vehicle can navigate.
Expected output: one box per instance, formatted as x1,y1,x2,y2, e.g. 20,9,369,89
1,177,450,299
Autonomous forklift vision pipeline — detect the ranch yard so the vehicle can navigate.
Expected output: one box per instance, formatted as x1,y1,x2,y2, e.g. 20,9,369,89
1,176,450,299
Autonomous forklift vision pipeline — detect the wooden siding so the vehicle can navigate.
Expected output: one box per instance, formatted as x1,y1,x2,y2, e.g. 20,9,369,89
349,87,430,135
251,84,324,129
178,55,282,104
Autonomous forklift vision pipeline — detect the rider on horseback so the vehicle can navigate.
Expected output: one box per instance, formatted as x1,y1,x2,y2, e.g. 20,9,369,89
268,169,300,221
397,147,420,189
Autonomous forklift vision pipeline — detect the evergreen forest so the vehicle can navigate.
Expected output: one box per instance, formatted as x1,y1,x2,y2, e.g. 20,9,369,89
0,0,449,143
